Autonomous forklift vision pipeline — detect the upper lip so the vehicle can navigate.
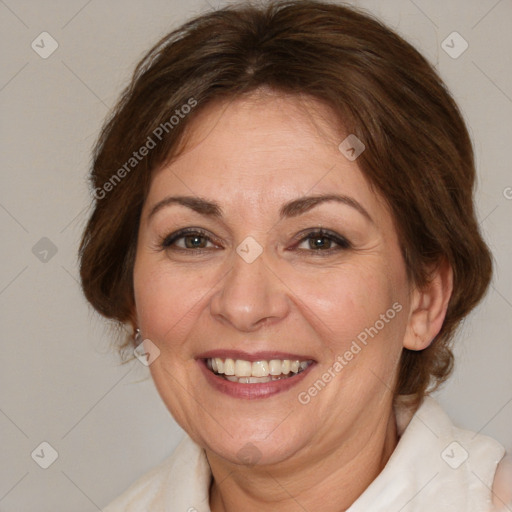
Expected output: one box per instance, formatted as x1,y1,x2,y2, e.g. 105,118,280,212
197,349,316,362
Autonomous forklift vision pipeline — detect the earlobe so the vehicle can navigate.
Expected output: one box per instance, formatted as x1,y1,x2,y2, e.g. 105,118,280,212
406,309,430,350
403,259,453,351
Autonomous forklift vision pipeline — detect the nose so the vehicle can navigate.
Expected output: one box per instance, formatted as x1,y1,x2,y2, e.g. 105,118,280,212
209,248,290,332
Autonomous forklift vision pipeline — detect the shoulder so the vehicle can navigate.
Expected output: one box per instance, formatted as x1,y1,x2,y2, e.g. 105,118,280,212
392,397,508,510
102,451,176,512
492,453,512,511
419,397,509,511
102,434,211,512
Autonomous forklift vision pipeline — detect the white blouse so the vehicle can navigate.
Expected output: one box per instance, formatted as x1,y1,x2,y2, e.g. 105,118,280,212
103,397,509,511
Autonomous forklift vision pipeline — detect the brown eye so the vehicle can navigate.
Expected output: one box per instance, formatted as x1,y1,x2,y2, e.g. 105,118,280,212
295,229,350,253
160,228,217,251
181,234,209,249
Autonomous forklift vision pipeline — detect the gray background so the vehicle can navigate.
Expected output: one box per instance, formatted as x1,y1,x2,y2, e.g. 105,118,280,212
0,0,511,510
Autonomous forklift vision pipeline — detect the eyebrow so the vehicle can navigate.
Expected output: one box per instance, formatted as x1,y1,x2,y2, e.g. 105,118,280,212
147,193,373,224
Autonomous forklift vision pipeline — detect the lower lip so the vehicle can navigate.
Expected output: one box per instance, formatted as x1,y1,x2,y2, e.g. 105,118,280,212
198,359,315,399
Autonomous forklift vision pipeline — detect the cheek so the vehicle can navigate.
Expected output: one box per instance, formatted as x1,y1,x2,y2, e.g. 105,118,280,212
133,258,205,343
293,263,401,341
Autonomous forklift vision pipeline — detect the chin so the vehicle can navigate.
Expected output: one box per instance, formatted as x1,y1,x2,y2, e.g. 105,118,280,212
204,430,305,467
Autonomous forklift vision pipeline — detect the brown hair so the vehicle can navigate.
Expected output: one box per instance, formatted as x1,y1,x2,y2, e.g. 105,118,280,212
79,0,492,406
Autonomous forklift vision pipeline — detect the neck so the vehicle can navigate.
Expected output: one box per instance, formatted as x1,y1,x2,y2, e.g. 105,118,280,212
208,406,398,512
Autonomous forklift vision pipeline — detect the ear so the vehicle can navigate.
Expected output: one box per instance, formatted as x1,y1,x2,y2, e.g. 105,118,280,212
403,258,453,351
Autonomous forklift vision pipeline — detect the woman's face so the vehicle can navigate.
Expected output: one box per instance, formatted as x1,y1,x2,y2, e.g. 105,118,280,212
133,93,414,466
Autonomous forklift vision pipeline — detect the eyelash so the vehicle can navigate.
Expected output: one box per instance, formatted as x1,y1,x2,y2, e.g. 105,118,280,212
158,227,351,256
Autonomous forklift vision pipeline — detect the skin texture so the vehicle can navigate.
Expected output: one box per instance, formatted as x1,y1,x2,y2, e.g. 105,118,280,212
492,454,512,511
132,92,453,512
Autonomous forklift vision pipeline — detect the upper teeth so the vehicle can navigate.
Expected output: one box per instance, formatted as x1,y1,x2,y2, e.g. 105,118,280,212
206,358,311,377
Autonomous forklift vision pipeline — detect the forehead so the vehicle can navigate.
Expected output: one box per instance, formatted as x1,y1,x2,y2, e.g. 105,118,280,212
145,93,387,221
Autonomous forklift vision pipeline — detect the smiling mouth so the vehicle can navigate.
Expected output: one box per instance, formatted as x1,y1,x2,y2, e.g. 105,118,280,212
205,357,314,383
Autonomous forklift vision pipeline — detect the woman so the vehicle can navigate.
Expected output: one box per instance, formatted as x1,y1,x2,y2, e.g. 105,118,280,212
79,1,511,510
